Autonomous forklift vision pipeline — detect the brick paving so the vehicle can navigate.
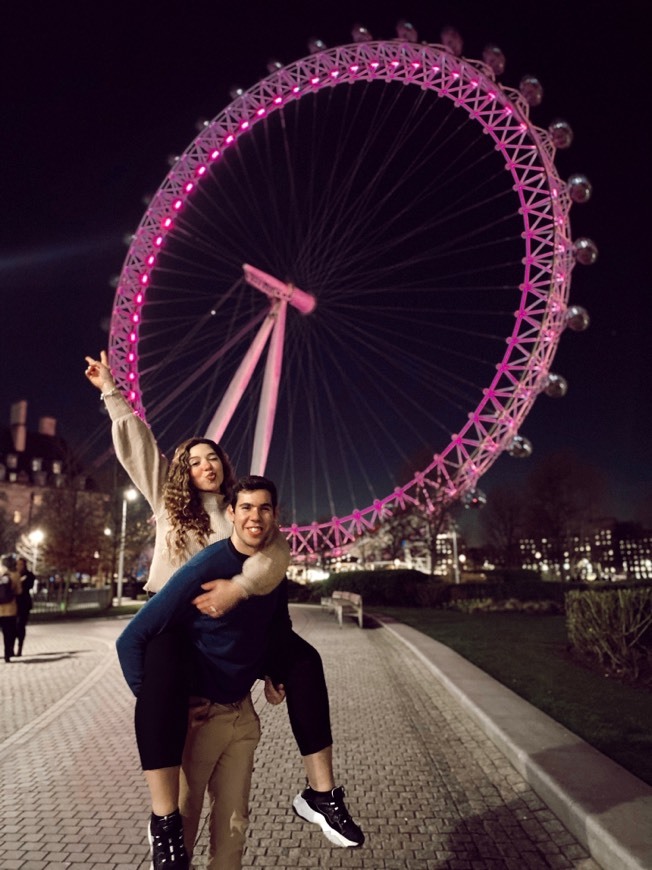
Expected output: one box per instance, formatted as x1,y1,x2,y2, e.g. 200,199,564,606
0,606,601,869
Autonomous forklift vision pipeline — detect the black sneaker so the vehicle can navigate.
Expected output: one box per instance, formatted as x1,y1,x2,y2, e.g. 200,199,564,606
148,809,189,869
293,785,364,847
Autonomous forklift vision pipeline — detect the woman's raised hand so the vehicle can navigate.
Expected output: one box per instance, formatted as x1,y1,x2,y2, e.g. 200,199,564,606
84,350,115,392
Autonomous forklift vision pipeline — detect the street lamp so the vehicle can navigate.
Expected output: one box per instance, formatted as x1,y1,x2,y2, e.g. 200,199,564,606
103,527,113,586
116,487,138,606
449,523,460,584
28,528,45,573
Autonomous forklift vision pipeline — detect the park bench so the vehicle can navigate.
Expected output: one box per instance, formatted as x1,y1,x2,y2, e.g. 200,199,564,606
320,589,364,628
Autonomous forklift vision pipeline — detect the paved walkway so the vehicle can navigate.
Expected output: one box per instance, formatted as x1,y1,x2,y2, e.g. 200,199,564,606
0,605,650,869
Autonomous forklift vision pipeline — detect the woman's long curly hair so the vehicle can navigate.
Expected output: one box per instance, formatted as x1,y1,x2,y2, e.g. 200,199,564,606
163,437,237,564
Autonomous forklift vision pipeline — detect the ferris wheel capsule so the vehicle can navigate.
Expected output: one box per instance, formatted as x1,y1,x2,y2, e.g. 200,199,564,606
307,38,327,54
573,237,599,265
520,75,544,106
506,434,533,458
462,488,487,509
565,305,590,331
482,44,506,75
548,119,574,149
352,24,372,43
396,20,418,42
568,174,592,204
543,373,568,398
440,25,463,56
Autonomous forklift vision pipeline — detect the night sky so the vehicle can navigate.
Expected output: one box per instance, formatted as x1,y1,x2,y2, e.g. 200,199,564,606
1,0,650,529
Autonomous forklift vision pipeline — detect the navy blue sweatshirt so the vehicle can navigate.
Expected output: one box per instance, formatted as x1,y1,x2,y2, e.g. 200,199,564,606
116,538,286,703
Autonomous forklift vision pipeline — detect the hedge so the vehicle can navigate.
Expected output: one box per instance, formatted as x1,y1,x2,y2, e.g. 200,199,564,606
565,586,652,681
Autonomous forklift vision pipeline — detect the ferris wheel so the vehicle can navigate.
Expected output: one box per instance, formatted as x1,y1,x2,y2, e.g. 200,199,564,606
108,21,594,556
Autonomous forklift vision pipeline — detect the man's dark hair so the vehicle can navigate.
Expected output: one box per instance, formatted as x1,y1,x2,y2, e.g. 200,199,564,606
230,475,278,510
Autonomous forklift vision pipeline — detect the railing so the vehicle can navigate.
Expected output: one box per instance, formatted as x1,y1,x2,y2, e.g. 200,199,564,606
31,587,113,615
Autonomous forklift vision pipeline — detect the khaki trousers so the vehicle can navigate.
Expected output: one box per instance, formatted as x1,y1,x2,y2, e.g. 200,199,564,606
180,693,260,870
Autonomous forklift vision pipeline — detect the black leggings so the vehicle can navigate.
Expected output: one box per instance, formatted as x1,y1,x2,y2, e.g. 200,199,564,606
265,628,332,756
1,616,17,661
16,604,31,648
135,628,332,770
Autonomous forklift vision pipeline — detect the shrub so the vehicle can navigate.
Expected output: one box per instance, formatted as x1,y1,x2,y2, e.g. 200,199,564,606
447,597,562,614
319,569,445,607
287,579,322,603
490,568,540,584
565,586,652,682
448,580,568,606
290,570,573,610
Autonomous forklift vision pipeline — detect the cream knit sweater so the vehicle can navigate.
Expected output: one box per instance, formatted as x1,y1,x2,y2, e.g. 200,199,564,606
103,391,289,595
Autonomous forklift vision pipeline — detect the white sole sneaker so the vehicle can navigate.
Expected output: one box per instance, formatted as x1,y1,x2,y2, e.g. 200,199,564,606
292,793,360,847
148,822,153,870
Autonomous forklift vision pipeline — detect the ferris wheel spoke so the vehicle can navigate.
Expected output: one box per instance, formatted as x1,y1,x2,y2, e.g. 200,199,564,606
250,300,287,475
145,308,269,424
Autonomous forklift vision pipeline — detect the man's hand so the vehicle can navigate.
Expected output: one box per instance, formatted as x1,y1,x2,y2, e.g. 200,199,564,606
192,579,247,618
264,676,286,705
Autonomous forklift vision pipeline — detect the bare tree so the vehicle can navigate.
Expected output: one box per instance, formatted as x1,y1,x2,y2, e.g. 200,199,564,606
104,493,155,584
480,483,526,568
348,504,429,568
0,487,16,553
524,450,606,574
380,504,424,561
34,486,110,578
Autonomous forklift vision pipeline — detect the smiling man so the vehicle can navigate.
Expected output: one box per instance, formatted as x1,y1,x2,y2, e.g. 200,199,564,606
116,475,288,870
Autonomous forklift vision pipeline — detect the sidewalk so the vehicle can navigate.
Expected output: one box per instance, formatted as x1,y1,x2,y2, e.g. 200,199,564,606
1,605,650,869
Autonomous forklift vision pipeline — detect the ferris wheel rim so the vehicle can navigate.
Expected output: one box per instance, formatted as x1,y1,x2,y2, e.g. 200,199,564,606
109,38,576,553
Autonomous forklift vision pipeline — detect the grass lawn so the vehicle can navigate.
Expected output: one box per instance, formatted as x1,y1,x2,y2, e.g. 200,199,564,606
374,607,652,788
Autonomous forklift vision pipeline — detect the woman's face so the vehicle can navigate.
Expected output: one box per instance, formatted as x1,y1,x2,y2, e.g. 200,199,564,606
188,443,224,493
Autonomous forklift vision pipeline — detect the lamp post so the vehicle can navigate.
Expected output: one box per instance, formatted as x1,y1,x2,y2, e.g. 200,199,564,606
103,527,113,587
450,522,460,584
28,528,45,573
116,487,138,606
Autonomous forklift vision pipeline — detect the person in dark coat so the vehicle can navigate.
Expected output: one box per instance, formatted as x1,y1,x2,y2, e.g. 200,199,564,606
15,557,35,657
0,556,21,662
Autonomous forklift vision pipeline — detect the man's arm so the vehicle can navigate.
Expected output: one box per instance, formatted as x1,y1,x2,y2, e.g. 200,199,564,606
192,531,290,618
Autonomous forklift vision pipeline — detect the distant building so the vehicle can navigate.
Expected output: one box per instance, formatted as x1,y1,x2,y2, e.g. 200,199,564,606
518,517,652,581
616,523,652,581
0,400,100,546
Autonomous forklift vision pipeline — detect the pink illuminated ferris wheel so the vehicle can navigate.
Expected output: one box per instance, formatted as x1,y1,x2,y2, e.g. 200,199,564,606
109,22,594,555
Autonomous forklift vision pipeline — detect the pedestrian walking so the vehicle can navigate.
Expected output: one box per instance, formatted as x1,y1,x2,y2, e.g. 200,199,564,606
15,557,35,657
0,556,21,663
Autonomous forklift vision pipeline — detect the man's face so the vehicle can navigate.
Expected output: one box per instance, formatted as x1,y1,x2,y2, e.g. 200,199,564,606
227,489,277,555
